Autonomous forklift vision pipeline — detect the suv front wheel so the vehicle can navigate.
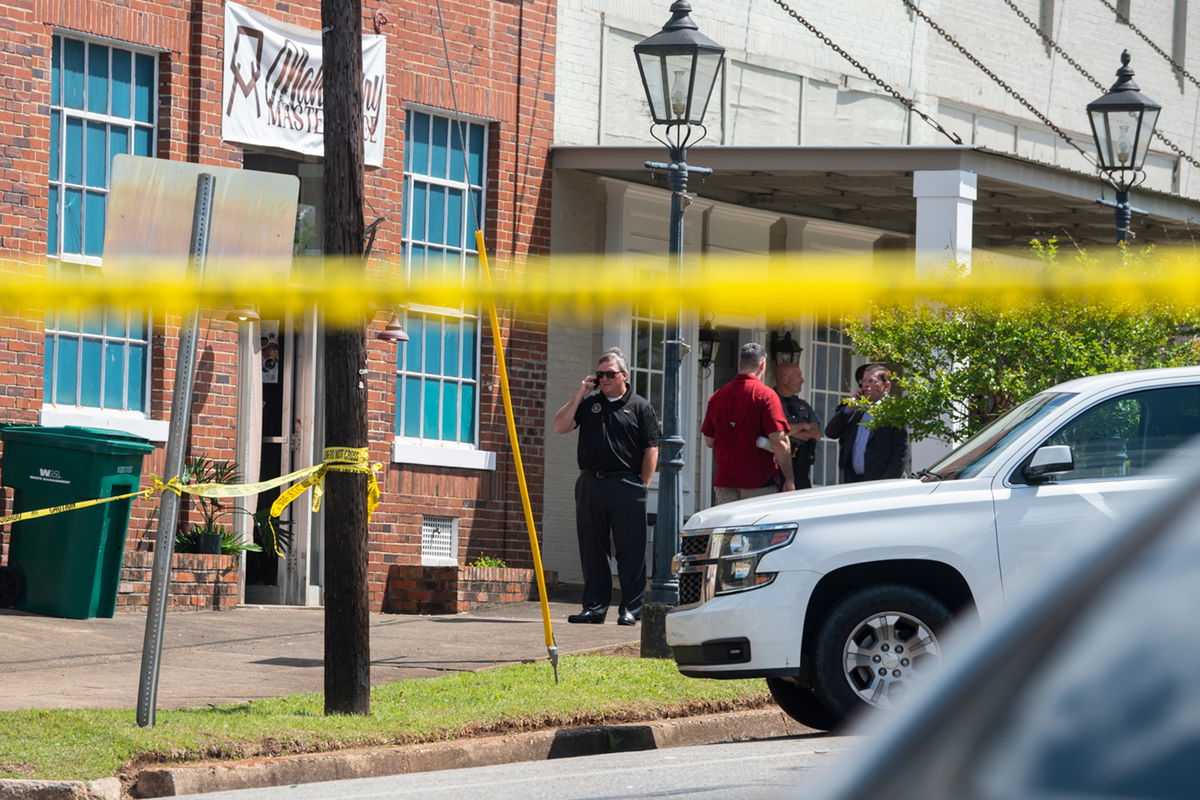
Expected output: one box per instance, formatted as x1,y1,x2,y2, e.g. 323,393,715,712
811,584,950,721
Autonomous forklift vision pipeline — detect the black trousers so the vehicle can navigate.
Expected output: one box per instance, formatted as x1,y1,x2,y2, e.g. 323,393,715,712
574,473,647,617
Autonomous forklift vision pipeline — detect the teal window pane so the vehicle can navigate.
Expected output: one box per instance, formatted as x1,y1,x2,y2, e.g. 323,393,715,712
449,122,466,182
133,126,152,156
468,124,484,184
424,317,442,373
408,111,428,173
63,39,85,109
52,36,60,106
407,243,426,280
461,318,477,380
411,181,427,241
127,343,145,411
444,319,460,378
87,45,109,114
104,342,125,408
84,191,105,256
422,380,440,438
470,189,483,229
403,315,423,372
85,122,106,187
55,337,78,404
81,307,104,336
109,126,128,169
65,118,83,184
63,188,82,254
403,376,421,436
111,50,131,118
134,53,154,123
446,188,463,247
442,383,459,443
430,116,448,178
428,185,446,244
81,339,102,406
43,335,53,395
47,185,58,255
460,383,476,442
49,111,60,181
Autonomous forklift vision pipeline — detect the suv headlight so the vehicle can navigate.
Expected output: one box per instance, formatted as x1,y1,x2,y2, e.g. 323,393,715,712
715,527,794,593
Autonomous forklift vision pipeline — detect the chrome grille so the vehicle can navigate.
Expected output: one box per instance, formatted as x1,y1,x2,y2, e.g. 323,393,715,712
679,533,710,557
678,570,703,606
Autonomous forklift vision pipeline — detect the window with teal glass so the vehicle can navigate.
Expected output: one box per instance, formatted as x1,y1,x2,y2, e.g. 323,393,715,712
395,110,486,444
45,34,155,412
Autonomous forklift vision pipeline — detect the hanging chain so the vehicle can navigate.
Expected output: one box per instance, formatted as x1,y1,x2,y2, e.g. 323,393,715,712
1003,0,1200,171
767,0,963,144
1002,0,1104,90
901,0,1095,163
1093,0,1200,91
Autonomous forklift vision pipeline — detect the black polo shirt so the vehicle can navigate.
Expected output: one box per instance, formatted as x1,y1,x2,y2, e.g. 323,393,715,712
573,389,661,473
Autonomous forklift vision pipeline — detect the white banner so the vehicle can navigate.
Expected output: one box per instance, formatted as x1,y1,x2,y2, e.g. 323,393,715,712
222,1,387,167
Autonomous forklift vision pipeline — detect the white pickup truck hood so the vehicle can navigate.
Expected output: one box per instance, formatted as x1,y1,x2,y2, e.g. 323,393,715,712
684,478,945,530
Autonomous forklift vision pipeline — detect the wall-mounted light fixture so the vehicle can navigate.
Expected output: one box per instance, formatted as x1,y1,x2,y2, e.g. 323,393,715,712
375,311,409,343
226,304,260,323
697,320,719,371
770,329,802,364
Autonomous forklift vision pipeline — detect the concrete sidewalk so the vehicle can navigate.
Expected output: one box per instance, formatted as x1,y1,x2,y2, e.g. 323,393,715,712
0,601,812,799
0,600,641,711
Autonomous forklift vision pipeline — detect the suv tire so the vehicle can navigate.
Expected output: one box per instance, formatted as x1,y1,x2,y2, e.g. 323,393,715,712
811,584,950,720
766,676,840,731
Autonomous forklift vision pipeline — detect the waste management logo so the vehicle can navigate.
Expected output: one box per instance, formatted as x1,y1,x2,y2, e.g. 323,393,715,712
222,1,387,167
31,468,69,485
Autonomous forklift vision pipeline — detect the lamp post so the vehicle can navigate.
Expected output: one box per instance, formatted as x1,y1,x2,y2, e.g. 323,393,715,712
634,1,724,657
1086,50,1161,244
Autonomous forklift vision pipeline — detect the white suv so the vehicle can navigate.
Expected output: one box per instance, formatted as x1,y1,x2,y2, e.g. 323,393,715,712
666,367,1200,730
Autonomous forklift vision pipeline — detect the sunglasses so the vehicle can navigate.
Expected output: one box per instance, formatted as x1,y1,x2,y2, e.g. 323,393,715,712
596,370,623,380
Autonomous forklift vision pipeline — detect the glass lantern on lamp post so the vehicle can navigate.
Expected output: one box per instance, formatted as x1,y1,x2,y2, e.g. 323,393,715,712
634,1,725,657
1086,50,1161,244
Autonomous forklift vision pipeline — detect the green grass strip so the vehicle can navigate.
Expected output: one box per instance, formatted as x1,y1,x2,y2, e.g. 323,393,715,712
0,655,769,782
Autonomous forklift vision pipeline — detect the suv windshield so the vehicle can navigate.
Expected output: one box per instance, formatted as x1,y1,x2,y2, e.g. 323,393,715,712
927,392,1076,480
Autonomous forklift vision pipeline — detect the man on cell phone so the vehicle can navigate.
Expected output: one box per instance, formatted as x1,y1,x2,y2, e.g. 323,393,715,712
553,347,660,627
825,363,907,483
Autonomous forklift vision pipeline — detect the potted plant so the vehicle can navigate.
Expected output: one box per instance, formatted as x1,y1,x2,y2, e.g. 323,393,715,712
172,456,271,557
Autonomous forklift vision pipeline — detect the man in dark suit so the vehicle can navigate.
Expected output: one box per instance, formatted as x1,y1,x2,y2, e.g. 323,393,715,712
824,364,907,482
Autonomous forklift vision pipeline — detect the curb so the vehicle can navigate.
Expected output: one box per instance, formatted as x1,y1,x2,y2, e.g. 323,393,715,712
137,708,814,797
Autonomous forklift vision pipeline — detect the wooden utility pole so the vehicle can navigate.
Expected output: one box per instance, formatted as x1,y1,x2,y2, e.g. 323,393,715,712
321,0,369,715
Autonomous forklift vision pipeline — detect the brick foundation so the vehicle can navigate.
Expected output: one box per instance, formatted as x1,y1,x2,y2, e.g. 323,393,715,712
382,564,557,615
117,550,240,612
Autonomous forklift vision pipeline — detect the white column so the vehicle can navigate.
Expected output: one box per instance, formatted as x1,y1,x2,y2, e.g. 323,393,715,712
913,169,976,275
910,170,976,472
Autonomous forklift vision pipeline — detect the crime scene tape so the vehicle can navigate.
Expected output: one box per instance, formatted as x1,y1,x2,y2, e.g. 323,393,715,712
4,251,1200,324
0,447,382,557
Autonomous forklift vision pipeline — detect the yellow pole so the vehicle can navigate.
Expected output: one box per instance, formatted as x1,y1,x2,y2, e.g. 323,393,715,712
475,230,559,679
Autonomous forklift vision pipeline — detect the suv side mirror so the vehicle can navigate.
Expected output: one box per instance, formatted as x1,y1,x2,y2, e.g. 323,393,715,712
1024,445,1075,483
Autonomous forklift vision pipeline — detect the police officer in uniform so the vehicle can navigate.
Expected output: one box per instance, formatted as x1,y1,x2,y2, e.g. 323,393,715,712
553,347,660,626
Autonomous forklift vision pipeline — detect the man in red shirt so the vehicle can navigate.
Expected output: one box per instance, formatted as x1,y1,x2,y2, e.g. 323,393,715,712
701,342,795,505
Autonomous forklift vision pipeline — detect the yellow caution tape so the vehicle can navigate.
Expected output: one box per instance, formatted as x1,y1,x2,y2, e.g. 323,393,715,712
269,446,382,522
0,486,156,526
0,449,383,558
3,251,1200,324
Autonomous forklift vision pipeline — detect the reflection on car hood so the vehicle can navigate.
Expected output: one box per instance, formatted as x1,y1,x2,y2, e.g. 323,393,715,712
684,479,942,529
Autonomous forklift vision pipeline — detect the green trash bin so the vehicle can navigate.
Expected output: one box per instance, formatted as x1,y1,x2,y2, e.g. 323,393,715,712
0,425,155,619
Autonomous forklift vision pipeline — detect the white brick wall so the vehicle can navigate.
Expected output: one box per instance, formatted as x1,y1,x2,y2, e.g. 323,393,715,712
557,0,1200,198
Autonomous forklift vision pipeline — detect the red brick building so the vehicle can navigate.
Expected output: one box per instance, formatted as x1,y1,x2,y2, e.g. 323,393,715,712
0,0,555,611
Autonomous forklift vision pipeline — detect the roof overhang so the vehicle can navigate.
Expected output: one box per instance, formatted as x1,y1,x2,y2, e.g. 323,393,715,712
551,145,1200,249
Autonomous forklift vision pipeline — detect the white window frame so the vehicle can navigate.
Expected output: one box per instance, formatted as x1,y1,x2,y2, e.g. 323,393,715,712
42,32,165,441
393,107,494,470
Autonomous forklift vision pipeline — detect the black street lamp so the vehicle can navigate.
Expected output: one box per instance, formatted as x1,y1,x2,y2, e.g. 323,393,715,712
1086,50,1161,244
634,1,725,657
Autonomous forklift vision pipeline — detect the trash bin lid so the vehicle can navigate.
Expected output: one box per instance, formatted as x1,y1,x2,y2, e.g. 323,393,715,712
0,425,155,454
